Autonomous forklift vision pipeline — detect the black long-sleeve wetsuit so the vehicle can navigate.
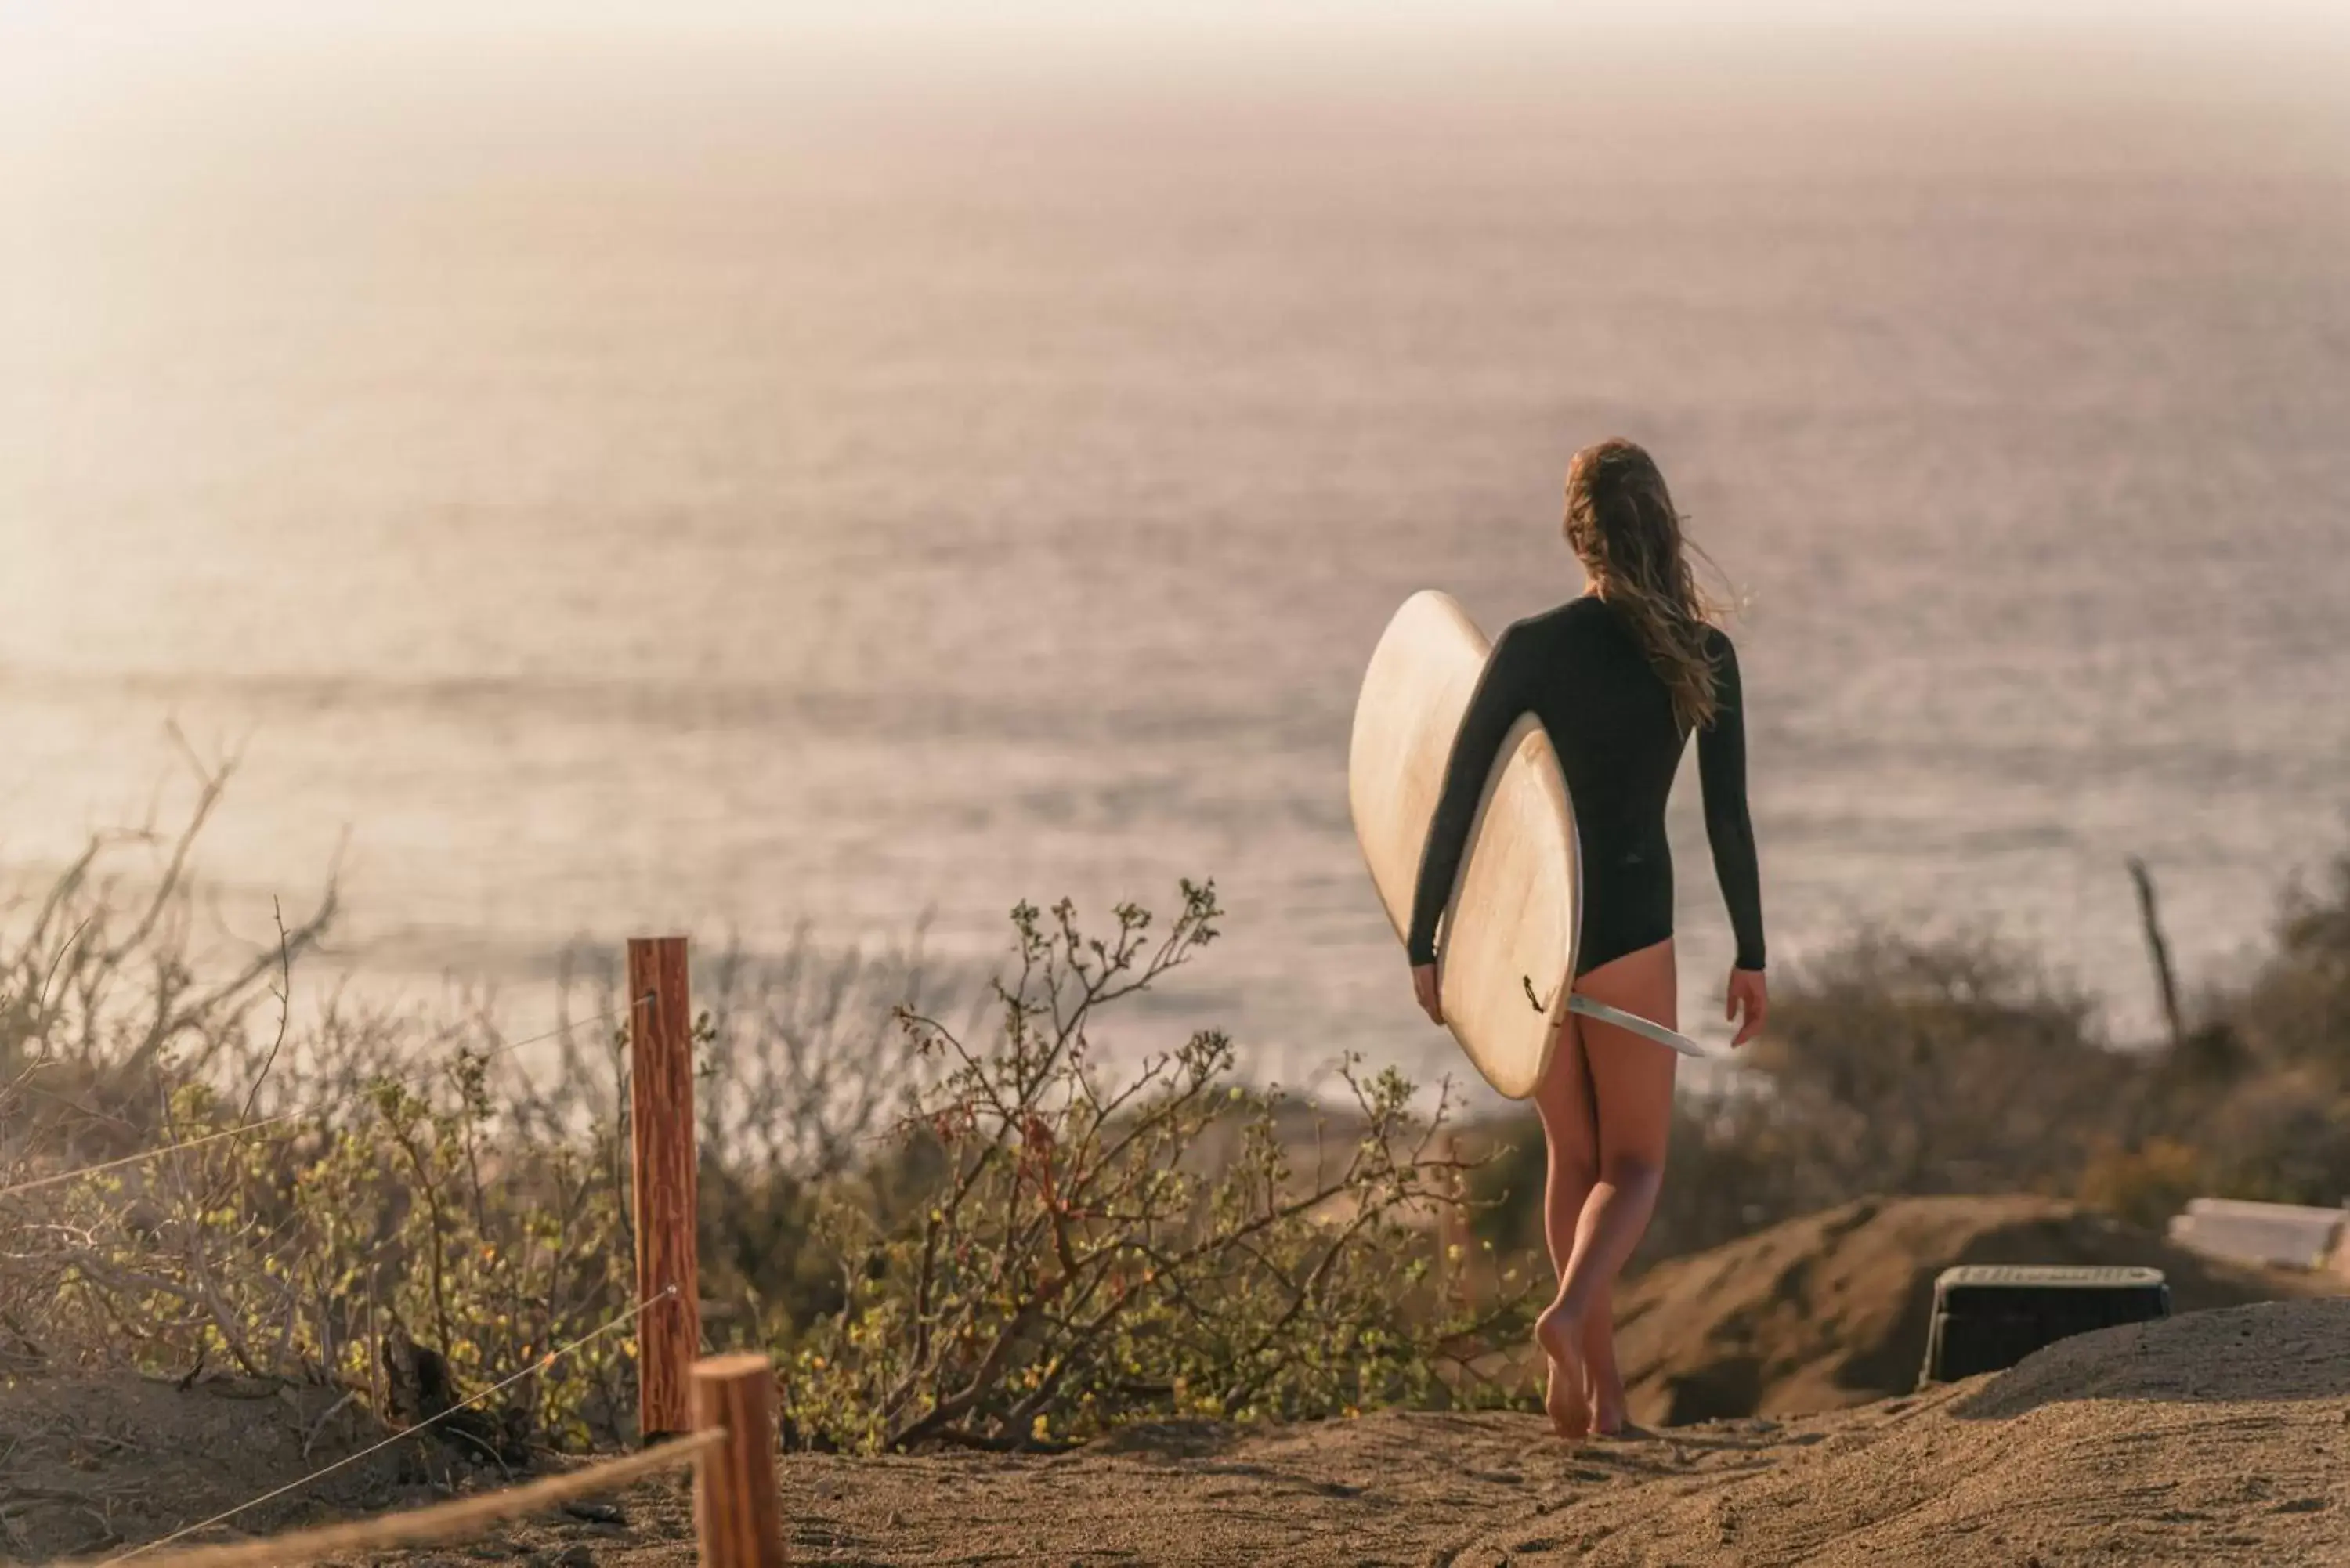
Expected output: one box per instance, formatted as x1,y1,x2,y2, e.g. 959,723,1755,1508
1405,594,1765,977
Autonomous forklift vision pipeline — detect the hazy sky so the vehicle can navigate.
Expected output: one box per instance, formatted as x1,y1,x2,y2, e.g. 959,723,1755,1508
9,0,2345,182
9,0,2348,86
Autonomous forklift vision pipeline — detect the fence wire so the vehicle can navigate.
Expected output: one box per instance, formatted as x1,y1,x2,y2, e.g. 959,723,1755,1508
77,1428,722,1568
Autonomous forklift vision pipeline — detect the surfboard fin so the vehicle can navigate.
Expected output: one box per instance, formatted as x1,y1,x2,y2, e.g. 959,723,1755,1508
1564,994,1707,1058
1522,975,1702,1057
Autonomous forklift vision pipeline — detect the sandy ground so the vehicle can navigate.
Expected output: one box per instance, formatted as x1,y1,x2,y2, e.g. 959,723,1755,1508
0,1372,412,1561
744,1301,2350,1566
6,1297,2349,1567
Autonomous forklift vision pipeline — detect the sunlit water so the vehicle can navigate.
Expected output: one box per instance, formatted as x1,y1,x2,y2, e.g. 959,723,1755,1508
4,41,2347,1104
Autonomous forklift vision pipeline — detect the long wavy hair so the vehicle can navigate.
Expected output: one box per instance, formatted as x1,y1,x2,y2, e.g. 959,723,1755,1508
1562,438,1725,733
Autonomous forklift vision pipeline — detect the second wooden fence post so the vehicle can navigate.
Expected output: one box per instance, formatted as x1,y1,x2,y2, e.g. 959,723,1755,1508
628,934,701,1442
692,1353,786,1568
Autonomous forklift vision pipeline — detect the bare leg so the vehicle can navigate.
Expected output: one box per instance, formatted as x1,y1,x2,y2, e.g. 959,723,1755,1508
1539,1140,1625,1435
1529,1014,1598,1438
1532,938,1678,1439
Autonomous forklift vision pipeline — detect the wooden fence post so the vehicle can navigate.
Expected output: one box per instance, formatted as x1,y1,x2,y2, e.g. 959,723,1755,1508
692,1353,786,1568
2128,857,2187,1054
629,935,701,1442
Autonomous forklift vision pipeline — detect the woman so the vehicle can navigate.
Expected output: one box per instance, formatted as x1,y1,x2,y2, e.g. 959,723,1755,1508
1405,437,1768,1440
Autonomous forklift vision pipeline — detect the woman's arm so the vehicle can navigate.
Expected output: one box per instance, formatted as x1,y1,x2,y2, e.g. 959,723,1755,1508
1406,623,1533,967
1696,627,1766,973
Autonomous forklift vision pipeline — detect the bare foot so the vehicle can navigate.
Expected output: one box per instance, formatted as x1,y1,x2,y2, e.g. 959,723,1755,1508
1543,1357,1589,1440
1589,1369,1628,1436
1534,1302,1589,1440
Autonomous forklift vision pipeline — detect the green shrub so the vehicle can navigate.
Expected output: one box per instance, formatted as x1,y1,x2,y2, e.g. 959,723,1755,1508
774,883,1537,1452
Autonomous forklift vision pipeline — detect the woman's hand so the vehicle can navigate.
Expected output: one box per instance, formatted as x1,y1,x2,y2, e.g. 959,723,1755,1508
1411,963,1444,1026
1725,967,1768,1048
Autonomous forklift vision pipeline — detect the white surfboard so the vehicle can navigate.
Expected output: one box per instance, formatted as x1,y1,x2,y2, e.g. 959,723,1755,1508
1349,590,1703,1099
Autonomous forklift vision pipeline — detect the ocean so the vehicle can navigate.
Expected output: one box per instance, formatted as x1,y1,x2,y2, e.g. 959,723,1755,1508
5,27,2347,1101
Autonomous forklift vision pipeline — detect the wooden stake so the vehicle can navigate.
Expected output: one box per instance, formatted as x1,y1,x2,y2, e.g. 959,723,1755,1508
692,1353,786,1568
2128,858,2186,1053
629,935,701,1441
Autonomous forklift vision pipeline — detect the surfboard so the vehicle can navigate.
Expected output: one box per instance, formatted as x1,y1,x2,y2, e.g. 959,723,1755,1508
1348,590,1704,1099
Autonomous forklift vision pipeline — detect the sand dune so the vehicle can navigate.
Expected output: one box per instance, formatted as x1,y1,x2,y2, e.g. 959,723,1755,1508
1611,1192,2345,1425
